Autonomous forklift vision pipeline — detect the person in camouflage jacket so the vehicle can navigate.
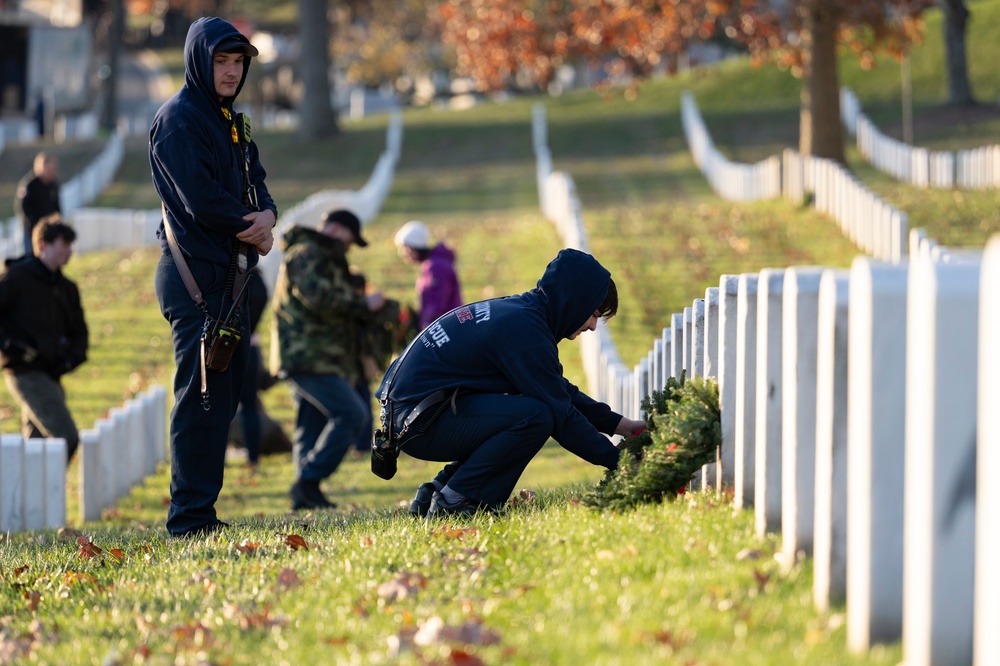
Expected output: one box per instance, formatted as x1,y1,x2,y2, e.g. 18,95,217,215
273,209,384,510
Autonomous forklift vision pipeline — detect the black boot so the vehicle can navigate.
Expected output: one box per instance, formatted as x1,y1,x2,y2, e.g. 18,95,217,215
291,478,337,510
409,482,437,517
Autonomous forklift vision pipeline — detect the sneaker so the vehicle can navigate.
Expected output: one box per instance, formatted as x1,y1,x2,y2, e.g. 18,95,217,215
408,482,437,517
427,491,481,518
291,479,337,510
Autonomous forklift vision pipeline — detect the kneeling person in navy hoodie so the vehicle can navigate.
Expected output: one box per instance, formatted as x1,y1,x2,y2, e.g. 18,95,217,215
377,248,646,517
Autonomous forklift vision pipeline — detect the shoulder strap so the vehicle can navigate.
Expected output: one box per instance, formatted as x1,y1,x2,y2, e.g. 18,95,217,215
377,333,423,403
161,202,205,307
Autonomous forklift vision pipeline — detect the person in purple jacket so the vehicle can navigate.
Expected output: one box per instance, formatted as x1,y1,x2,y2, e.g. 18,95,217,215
376,248,646,517
394,220,463,331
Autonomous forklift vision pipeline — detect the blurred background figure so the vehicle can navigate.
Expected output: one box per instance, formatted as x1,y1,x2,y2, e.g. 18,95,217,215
14,153,61,258
393,220,463,331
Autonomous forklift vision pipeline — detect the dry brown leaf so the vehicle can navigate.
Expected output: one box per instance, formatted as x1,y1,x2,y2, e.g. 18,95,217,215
277,568,302,589
108,548,125,563
77,536,102,559
236,540,261,554
414,616,501,647
23,590,41,612
377,573,427,601
284,534,309,551
12,565,28,577
57,528,83,542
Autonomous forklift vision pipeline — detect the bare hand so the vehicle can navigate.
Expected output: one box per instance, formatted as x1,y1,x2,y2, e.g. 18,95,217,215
237,209,276,255
614,417,646,438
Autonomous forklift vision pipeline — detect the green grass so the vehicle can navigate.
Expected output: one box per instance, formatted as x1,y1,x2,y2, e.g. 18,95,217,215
6,2,1000,661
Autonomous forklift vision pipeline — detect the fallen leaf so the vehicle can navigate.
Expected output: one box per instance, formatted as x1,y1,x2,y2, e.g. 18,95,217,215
57,528,83,542
64,572,98,585
596,549,615,560
108,549,125,563
447,647,486,665
277,568,302,589
377,573,427,601
13,565,28,577
414,616,501,647
77,536,102,559
23,590,41,612
753,569,771,591
736,548,762,561
236,540,261,554
284,534,309,551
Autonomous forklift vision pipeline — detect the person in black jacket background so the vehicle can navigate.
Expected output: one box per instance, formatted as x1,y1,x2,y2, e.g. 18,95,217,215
0,216,88,459
378,248,646,517
150,17,277,537
14,152,61,258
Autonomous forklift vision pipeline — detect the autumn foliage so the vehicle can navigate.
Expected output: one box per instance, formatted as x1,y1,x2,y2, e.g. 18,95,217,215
435,0,931,93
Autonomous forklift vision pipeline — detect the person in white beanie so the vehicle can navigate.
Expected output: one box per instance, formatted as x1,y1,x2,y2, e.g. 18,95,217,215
394,221,463,331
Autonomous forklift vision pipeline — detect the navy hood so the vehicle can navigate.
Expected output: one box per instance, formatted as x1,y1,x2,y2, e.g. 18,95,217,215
533,248,611,340
184,17,253,108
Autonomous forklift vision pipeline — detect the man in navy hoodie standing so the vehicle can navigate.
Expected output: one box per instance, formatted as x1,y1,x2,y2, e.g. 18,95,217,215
378,248,646,517
149,17,277,537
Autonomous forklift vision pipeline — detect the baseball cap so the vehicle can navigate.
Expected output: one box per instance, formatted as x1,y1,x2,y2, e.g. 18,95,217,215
322,209,368,247
394,220,430,250
216,35,259,57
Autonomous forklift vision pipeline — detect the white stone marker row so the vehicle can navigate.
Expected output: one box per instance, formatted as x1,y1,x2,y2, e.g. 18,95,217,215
0,436,67,532
79,385,168,523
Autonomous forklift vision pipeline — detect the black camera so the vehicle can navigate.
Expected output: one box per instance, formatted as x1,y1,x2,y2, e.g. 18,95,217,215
371,429,399,480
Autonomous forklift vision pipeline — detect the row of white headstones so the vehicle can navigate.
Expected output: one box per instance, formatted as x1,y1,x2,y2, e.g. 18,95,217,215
0,385,167,532
533,98,997,665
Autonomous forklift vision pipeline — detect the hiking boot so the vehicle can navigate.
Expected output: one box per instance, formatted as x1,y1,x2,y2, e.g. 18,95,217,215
291,478,337,510
427,491,481,518
408,482,437,517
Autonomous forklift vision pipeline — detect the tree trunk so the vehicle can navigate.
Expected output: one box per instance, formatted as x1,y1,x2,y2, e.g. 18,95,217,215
799,1,844,163
297,0,338,140
940,0,975,106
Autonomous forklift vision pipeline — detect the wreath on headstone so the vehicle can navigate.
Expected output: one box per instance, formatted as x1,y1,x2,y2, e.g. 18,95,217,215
585,372,721,511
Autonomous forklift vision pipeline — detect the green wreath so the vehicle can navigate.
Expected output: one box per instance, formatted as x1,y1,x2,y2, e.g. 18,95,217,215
585,372,721,511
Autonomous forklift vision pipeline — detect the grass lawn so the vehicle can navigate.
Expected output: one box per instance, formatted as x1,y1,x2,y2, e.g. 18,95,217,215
3,2,1000,661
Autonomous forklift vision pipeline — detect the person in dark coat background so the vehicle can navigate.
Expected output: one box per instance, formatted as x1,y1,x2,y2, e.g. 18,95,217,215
393,220,463,331
149,17,277,538
377,248,646,517
0,217,88,459
14,152,61,258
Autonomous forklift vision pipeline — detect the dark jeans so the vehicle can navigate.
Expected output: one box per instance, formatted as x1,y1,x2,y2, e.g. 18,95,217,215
400,393,553,508
286,373,366,482
155,254,250,536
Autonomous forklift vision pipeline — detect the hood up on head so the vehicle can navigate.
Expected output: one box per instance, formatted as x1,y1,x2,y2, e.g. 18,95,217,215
534,248,611,340
183,17,254,108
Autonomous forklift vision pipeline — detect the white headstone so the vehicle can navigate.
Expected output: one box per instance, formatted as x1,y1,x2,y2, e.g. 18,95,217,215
902,251,980,666
734,274,758,509
846,258,908,651
0,434,25,532
78,429,102,522
691,298,705,379
976,235,1000,666
780,267,825,564
22,439,46,531
813,270,850,612
97,418,117,511
704,287,720,380
755,268,784,536
43,438,66,529
717,275,739,492
671,313,684,379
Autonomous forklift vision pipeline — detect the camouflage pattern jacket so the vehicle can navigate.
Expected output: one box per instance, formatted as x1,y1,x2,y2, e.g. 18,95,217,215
273,226,369,380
